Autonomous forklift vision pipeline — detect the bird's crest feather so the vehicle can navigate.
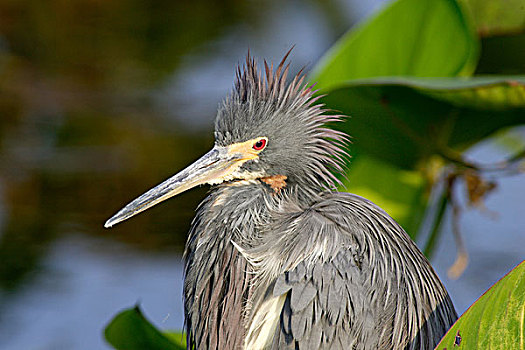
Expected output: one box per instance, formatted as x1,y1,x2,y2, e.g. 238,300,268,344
216,51,350,191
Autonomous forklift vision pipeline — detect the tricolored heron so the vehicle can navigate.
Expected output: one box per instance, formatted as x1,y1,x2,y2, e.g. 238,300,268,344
105,53,457,349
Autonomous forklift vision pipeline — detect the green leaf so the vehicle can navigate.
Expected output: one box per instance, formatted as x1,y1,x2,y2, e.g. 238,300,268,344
459,0,525,37
342,155,428,237
310,0,479,90
164,332,187,348
322,77,525,170
104,305,185,350
435,260,525,349
356,76,525,109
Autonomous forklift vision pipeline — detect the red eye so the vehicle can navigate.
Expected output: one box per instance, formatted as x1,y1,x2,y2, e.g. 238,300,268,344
253,138,267,151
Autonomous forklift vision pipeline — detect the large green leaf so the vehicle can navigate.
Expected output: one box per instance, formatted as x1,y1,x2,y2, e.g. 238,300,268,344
164,332,187,348
436,260,525,349
353,76,525,109
310,0,479,89
104,306,185,350
322,77,525,170
459,0,525,37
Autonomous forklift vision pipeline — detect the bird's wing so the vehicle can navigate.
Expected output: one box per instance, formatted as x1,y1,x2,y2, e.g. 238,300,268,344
261,192,456,350
270,252,371,350
252,194,382,349
238,192,372,350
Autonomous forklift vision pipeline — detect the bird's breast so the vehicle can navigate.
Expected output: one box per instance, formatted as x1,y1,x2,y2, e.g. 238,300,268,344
184,184,274,349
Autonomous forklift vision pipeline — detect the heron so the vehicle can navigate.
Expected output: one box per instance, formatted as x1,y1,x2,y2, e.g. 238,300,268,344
105,53,457,350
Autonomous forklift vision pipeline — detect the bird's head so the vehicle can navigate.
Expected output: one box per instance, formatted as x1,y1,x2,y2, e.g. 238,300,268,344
105,52,348,228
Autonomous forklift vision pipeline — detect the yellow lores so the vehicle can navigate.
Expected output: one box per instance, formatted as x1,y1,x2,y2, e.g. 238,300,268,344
229,137,268,160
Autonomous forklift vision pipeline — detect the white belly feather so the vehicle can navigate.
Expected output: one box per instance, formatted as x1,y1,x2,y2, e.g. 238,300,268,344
244,294,287,350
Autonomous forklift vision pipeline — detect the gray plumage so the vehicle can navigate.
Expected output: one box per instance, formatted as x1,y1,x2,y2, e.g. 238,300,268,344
105,52,457,350
183,54,457,350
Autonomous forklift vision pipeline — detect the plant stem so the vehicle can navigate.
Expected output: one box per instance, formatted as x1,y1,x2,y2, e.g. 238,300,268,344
423,186,449,259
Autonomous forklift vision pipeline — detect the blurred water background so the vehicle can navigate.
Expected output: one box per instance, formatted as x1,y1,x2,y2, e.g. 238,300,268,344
0,0,523,349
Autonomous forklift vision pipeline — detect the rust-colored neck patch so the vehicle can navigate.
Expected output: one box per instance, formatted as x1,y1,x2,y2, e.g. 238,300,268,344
260,175,287,193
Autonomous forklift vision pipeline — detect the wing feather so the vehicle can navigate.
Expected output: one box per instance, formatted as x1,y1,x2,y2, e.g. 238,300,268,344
262,193,457,350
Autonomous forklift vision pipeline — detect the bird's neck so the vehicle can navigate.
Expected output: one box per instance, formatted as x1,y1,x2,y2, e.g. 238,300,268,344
183,181,273,349
183,180,321,349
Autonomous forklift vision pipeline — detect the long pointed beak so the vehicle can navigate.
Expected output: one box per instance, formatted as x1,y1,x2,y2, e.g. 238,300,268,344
104,146,242,228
